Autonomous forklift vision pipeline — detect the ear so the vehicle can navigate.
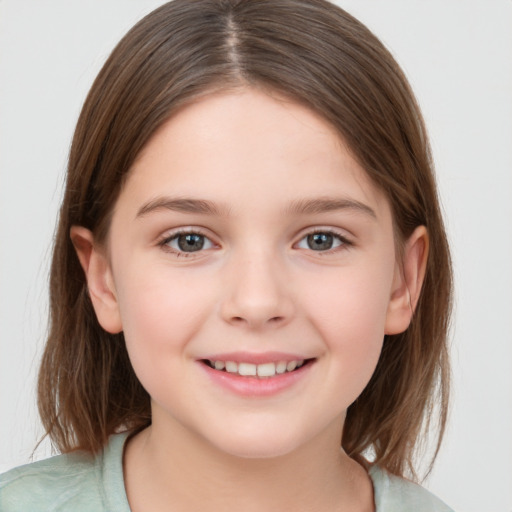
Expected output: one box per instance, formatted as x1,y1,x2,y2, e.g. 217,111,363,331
385,226,429,335
70,226,123,334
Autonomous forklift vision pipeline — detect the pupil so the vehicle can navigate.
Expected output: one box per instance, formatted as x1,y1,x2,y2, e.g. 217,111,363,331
178,234,204,252
308,233,333,251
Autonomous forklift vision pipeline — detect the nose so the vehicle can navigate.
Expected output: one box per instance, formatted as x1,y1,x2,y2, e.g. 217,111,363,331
220,248,295,329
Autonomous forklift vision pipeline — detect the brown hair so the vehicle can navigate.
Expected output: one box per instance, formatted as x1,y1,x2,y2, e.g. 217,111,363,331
38,0,452,480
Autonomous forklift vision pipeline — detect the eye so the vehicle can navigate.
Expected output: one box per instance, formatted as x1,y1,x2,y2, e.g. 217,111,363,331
296,231,348,252
162,231,214,253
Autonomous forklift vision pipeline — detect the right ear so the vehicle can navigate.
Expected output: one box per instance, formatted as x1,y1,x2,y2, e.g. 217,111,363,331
70,226,123,334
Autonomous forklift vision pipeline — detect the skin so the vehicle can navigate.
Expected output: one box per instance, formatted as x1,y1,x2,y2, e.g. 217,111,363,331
72,88,428,512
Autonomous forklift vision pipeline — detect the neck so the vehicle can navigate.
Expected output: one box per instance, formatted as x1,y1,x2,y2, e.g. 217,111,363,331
123,418,374,512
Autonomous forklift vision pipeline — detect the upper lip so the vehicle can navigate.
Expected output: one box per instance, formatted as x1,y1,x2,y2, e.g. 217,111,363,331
198,351,314,365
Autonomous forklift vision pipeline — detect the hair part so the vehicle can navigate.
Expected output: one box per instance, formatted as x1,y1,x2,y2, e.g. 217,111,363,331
38,0,452,480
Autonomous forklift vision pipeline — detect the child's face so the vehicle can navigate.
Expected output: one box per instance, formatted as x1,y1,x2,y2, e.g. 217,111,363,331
88,88,414,458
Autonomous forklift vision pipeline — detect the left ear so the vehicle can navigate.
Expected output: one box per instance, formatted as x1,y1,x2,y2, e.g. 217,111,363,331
385,225,429,335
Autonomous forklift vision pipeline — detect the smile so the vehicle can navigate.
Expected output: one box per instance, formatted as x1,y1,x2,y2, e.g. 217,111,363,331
203,359,310,378
199,355,315,396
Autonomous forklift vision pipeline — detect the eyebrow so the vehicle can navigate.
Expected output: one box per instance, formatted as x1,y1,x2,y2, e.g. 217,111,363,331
135,195,376,220
285,197,377,219
136,197,226,219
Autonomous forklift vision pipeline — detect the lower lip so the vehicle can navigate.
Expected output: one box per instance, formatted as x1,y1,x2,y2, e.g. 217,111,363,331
199,361,314,397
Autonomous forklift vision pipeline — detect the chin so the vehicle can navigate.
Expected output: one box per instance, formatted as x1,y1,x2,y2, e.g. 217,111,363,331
203,424,308,460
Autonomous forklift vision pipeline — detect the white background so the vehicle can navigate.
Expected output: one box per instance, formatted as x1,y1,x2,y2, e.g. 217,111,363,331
1,1,511,511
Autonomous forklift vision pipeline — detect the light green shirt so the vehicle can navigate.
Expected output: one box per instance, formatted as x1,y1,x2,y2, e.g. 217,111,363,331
0,433,453,511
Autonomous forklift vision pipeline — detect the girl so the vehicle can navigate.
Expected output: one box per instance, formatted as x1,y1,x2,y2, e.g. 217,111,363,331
0,0,453,510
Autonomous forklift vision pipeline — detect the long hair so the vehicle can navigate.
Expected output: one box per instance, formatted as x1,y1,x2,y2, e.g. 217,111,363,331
38,0,452,479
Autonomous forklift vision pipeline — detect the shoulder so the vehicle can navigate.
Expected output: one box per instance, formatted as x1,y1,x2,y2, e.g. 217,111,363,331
0,433,131,512
0,450,103,511
369,465,454,512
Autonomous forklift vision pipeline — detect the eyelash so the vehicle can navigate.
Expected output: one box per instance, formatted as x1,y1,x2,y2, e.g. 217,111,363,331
158,229,215,257
295,229,352,254
157,228,352,257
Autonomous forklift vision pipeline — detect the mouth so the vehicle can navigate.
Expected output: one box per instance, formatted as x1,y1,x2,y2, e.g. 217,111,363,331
201,358,315,378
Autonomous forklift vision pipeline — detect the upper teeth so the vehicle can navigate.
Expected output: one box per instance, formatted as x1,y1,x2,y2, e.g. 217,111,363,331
209,360,305,378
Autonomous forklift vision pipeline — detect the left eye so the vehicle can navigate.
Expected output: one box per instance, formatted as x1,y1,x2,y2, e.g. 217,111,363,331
164,232,214,253
296,231,346,251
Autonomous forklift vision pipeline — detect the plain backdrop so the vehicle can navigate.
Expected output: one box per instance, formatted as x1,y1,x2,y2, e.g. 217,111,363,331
1,1,511,511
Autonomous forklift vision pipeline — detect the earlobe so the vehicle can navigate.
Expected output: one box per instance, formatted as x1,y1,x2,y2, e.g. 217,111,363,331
70,226,123,334
385,226,429,335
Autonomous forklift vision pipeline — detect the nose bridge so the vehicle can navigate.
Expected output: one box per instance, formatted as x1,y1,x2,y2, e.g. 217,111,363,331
221,244,293,328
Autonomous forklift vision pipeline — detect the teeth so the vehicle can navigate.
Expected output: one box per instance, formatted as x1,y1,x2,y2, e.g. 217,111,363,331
257,362,276,377
238,363,257,376
276,361,287,374
208,359,307,378
225,361,237,373
286,361,297,372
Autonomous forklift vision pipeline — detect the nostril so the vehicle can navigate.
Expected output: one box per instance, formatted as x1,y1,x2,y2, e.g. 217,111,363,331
230,315,284,325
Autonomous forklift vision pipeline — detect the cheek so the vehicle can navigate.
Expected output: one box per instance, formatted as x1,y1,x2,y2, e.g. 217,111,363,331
300,264,393,392
113,264,215,372
304,263,393,337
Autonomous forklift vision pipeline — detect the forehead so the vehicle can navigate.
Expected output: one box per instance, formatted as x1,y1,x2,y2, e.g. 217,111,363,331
119,88,391,222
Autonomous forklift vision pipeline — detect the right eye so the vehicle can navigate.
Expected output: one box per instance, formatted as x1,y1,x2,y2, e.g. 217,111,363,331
161,231,214,254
